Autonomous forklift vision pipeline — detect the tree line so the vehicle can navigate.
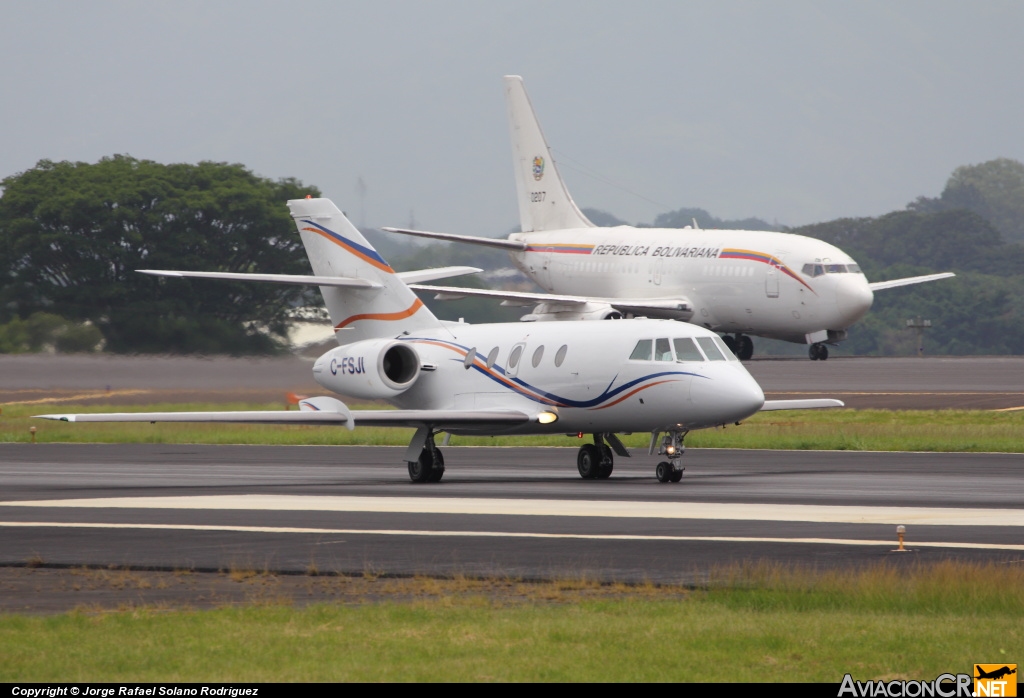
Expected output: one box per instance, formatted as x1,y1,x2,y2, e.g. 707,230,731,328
1,155,1021,355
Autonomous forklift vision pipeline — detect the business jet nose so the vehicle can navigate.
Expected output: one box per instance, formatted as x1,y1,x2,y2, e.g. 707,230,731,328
836,276,874,326
689,364,765,424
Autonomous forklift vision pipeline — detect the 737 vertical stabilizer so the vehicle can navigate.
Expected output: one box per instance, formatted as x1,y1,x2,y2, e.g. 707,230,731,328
505,75,594,233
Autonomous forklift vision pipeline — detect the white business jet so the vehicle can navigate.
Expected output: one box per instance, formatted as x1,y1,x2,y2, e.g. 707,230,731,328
37,197,841,483
383,76,954,361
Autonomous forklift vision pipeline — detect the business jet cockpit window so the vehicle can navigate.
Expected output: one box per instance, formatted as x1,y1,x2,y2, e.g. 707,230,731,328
629,339,653,361
696,336,727,361
673,337,705,362
654,338,673,361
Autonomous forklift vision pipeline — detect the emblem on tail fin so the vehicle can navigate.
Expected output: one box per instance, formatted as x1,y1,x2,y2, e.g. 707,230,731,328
533,156,545,181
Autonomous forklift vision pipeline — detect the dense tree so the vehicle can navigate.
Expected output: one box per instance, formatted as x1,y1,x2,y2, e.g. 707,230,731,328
908,158,1024,243
0,156,319,353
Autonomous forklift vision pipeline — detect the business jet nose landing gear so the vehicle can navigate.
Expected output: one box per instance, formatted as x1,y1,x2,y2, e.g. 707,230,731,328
653,431,686,483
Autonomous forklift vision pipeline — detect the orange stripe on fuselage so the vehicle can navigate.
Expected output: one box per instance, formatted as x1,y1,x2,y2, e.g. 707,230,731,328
334,298,424,330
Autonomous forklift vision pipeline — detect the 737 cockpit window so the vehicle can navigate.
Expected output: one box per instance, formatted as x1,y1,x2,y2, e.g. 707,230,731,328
629,339,653,361
673,337,705,362
802,263,825,278
696,336,726,361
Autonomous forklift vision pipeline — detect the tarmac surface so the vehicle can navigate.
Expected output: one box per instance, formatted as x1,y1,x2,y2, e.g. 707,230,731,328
1,443,1021,611
2,354,1022,409
1,354,1022,611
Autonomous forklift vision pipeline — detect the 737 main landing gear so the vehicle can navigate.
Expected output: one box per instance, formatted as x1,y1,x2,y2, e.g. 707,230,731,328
809,343,829,361
653,430,686,483
721,334,754,361
407,430,445,483
577,434,614,480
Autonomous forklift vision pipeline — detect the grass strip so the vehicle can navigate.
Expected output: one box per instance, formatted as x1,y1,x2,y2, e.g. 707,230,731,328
1,561,1020,681
2,402,1023,452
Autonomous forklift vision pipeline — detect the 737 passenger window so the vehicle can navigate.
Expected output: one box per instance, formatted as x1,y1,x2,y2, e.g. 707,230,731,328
673,338,705,362
629,339,652,361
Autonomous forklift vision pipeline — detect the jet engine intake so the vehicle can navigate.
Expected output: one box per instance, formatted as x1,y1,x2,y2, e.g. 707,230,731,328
313,339,421,399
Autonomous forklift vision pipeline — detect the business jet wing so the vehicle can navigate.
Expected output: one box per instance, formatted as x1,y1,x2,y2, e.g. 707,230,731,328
36,396,533,431
760,399,845,411
381,227,528,251
868,272,955,292
138,266,481,287
409,283,692,316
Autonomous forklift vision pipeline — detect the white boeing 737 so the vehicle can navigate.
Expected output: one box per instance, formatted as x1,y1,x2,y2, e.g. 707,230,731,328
37,197,840,483
383,76,954,361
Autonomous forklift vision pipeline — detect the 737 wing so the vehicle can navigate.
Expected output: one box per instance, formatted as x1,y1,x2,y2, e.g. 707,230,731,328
409,283,692,319
868,272,955,291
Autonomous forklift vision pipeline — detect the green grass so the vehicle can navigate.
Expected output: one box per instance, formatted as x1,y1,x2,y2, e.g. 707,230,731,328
1,561,1020,681
2,402,1023,452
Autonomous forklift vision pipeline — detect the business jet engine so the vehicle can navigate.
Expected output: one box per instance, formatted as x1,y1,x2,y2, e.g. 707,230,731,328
313,339,421,399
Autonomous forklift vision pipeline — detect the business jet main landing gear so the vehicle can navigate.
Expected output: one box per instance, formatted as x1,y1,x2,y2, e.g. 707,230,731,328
407,429,445,483
653,431,686,483
577,434,614,480
809,343,829,361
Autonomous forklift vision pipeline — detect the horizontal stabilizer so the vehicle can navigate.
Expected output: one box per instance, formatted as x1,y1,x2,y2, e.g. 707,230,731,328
396,266,482,284
381,227,528,251
869,272,955,291
760,399,845,411
138,269,381,289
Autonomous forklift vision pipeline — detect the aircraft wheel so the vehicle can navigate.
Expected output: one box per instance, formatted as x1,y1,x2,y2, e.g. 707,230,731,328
737,335,754,361
596,445,614,479
408,449,435,483
819,345,829,360
655,461,673,483
577,444,601,479
670,469,683,483
809,343,830,361
428,449,445,482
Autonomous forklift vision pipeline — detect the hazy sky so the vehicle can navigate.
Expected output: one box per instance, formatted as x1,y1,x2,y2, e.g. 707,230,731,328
2,1,1022,234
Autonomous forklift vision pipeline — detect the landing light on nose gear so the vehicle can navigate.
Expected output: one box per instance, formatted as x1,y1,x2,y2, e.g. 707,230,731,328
652,431,686,483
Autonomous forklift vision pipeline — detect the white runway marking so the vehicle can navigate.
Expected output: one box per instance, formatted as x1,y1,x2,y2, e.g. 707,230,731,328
3,494,1024,527
2,521,1023,551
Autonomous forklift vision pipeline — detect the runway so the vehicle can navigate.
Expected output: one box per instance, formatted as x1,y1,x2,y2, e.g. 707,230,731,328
3,354,1022,409
2,444,1021,593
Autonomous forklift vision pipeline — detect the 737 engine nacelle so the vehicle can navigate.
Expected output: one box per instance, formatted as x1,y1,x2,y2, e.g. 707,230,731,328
519,302,625,322
313,339,421,400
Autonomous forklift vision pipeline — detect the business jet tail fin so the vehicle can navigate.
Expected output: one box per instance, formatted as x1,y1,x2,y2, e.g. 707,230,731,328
288,197,445,342
505,75,594,233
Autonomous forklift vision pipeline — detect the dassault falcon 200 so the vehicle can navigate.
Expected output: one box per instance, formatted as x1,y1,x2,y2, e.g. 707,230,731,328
38,197,840,483
383,75,954,361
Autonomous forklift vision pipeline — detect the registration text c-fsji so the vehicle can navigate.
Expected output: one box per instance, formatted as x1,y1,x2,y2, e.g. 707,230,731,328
839,674,972,698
